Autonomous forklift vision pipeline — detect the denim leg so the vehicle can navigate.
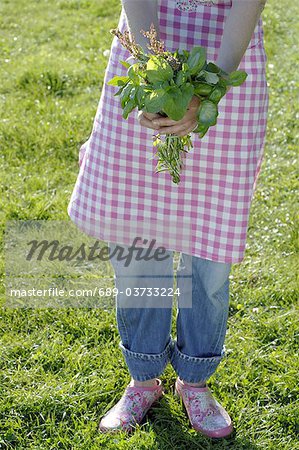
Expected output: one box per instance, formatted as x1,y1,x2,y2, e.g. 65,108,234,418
170,252,232,383
108,241,174,381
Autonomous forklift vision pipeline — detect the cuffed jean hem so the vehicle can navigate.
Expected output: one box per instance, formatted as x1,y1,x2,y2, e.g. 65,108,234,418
170,339,226,383
118,336,173,381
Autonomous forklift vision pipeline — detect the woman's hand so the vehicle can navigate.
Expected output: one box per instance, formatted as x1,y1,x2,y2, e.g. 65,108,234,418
137,111,163,131
138,96,201,137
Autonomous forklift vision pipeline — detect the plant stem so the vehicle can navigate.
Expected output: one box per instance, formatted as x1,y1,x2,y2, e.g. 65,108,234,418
153,134,193,184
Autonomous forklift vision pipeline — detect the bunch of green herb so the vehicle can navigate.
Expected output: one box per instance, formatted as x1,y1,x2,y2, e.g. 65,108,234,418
108,25,247,184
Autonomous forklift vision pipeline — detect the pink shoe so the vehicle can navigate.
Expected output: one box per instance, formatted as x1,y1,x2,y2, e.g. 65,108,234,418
175,377,234,438
99,378,164,433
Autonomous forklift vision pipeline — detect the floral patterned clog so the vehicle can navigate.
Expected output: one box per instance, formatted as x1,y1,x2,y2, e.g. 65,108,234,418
175,377,234,438
99,378,164,433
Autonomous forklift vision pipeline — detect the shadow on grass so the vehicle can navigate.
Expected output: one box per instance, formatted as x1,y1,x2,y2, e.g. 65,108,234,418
140,387,259,450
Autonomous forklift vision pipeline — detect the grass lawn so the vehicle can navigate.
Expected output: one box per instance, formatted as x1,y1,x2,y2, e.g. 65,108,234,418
0,0,298,448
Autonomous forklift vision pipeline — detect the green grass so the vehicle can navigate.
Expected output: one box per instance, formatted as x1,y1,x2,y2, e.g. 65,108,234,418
0,0,298,448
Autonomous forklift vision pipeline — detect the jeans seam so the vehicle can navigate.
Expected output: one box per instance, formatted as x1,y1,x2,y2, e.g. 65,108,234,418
210,277,230,354
117,308,130,348
110,242,131,347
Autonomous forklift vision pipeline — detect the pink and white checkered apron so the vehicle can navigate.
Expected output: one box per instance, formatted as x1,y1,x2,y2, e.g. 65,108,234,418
67,0,269,263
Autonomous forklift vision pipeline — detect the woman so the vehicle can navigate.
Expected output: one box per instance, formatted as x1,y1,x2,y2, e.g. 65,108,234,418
68,0,268,438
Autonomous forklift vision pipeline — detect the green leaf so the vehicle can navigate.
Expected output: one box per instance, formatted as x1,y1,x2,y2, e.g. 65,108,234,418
193,82,213,96
209,86,226,103
195,69,206,80
180,83,194,110
120,84,133,108
122,98,136,119
136,86,146,106
129,87,137,100
120,60,131,69
150,80,169,91
144,89,166,113
161,83,194,120
186,46,206,76
181,62,191,75
146,55,173,83
127,65,140,83
114,83,128,97
198,125,209,138
173,50,180,60
218,78,229,89
107,75,130,86
227,70,248,86
182,50,190,61
202,71,219,85
162,87,185,121
175,70,186,87
206,62,221,74
197,100,218,126
193,123,209,138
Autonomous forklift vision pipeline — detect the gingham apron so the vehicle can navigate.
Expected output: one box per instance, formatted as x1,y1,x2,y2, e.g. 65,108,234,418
67,0,269,263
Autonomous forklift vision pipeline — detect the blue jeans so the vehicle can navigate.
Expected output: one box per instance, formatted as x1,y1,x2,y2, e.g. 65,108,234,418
108,241,232,383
